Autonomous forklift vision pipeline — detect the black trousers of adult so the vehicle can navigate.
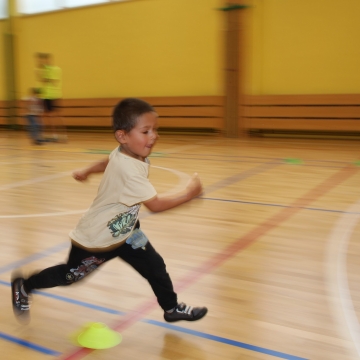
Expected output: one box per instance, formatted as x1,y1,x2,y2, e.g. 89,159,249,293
24,233,178,311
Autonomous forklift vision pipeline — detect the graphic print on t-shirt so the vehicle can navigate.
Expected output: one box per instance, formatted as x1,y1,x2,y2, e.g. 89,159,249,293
107,204,140,238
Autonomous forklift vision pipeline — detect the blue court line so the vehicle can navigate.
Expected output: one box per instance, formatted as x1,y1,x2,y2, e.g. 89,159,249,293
0,163,313,359
169,152,356,165
34,289,126,315
0,241,69,275
204,161,280,194
163,156,278,164
0,280,307,360
143,320,308,360
203,197,287,208
0,196,355,284
0,279,125,315
202,197,360,215
0,196,355,282
163,155,345,168
0,165,278,276
0,331,61,356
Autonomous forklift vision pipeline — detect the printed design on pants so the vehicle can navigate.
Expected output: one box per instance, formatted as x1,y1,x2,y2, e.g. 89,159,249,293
14,291,20,305
67,256,105,282
107,205,140,238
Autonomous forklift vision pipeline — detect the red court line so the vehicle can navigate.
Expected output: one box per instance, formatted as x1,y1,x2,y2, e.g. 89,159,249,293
175,164,358,291
61,165,358,360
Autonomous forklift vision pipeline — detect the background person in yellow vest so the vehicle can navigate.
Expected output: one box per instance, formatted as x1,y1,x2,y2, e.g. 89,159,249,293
39,53,67,142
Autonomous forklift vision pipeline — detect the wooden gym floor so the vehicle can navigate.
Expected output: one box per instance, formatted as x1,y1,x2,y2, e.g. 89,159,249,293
1,130,360,360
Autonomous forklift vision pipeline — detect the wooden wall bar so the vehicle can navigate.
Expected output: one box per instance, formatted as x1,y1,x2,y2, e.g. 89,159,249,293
2,95,360,134
242,94,360,132
10,96,225,131
0,101,9,125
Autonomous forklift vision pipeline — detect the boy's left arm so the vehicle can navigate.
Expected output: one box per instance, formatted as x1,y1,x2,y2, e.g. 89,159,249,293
73,158,109,182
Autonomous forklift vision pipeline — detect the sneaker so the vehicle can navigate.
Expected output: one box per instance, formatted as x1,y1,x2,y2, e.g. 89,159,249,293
164,302,208,322
11,276,31,323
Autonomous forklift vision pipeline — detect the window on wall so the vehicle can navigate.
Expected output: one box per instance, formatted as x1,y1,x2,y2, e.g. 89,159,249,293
17,0,127,15
0,0,8,19
65,0,109,7
18,0,62,14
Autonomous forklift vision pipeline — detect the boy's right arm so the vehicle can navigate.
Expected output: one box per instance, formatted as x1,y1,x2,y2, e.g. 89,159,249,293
143,173,203,212
73,158,109,182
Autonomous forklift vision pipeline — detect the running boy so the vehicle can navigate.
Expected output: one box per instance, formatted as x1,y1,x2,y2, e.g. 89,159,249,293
11,98,207,324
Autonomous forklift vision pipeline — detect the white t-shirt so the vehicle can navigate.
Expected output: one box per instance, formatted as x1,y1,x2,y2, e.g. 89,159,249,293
69,147,157,248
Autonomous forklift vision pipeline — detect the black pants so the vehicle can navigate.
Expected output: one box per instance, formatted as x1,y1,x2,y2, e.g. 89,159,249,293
24,233,178,311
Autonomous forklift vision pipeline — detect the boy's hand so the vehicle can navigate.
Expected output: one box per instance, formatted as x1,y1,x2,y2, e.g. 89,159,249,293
143,172,203,213
73,170,88,182
186,173,203,199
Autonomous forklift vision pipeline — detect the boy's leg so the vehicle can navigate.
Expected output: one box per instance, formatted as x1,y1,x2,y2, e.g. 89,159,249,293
117,237,207,322
24,245,110,291
117,240,177,311
11,244,111,322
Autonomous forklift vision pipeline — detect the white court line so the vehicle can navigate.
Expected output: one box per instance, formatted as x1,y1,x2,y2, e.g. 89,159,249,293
0,166,190,219
0,160,96,165
0,210,87,219
0,172,73,191
152,166,190,196
326,200,360,358
0,160,99,191
161,143,212,154
0,138,204,217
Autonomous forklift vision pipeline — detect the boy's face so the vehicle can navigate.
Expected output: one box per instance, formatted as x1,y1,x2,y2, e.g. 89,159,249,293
116,111,159,161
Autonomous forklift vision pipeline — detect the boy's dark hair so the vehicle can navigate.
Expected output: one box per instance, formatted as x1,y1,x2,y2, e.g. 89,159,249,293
112,98,155,132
